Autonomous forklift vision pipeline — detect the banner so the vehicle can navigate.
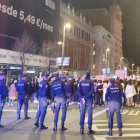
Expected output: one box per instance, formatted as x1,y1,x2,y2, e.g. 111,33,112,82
0,0,60,49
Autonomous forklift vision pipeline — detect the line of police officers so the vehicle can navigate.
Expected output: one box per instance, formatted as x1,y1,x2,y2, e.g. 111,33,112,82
0,71,124,136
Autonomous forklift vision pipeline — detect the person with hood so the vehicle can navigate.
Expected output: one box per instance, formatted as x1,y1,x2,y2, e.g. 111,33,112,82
125,79,136,107
103,80,109,103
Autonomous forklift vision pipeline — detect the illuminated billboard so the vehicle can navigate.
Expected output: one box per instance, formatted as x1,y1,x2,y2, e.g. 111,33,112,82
0,0,60,50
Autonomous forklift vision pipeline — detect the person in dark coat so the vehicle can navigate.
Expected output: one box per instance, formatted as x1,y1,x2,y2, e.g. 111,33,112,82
0,73,8,128
16,74,30,120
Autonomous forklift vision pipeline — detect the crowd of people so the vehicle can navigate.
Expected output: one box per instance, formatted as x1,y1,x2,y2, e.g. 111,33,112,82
6,76,140,108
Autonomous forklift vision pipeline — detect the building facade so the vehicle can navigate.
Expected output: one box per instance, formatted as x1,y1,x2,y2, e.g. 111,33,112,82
93,26,116,75
77,2,123,71
60,2,119,76
59,3,95,76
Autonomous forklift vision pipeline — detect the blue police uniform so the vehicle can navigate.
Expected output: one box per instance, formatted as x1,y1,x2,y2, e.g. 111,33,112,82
34,78,50,129
78,73,94,134
16,78,30,120
105,82,124,136
0,78,8,128
51,77,67,131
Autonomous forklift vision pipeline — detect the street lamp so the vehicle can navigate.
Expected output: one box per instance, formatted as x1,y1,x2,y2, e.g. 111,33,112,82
132,64,134,75
118,65,121,69
120,57,123,68
61,22,71,79
106,48,110,74
58,41,62,45
137,67,139,75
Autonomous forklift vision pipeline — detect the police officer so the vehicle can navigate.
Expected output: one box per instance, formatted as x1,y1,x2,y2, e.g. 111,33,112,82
16,74,30,120
51,73,67,131
78,71,95,134
105,78,124,136
0,73,8,128
34,73,51,130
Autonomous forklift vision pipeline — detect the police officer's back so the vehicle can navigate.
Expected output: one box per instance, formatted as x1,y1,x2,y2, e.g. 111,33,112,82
51,73,67,131
0,73,8,128
16,74,30,120
78,71,95,135
34,73,50,129
105,78,124,136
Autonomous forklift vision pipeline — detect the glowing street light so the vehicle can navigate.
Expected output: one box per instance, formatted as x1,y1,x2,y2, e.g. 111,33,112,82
132,64,134,75
118,65,121,69
58,41,62,45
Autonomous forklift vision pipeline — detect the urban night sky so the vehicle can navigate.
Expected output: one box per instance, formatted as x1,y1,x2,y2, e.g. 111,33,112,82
62,0,140,68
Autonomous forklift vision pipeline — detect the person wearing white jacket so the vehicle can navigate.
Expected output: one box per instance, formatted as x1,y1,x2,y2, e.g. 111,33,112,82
103,80,109,102
125,79,136,107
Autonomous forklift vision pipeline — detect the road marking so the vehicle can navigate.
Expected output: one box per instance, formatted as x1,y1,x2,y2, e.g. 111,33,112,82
92,127,140,131
3,108,51,112
94,134,140,140
93,123,140,126
93,120,108,122
121,110,129,114
85,109,106,122
128,110,140,115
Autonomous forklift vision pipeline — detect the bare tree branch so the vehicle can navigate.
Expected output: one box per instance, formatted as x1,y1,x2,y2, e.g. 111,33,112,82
12,30,38,75
41,40,59,73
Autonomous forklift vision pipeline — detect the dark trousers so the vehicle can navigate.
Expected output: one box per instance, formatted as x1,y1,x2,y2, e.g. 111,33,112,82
54,97,67,124
108,101,122,129
0,99,5,122
17,96,28,117
72,92,78,102
79,98,93,126
97,92,103,105
36,97,47,125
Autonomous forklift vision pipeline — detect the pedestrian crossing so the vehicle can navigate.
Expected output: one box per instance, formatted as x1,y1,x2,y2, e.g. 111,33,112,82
92,120,140,139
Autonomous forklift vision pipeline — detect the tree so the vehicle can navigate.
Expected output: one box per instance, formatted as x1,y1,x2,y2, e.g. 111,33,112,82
41,40,59,73
12,30,38,76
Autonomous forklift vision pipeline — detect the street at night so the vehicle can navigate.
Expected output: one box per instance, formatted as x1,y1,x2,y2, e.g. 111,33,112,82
1,103,140,140
0,0,140,140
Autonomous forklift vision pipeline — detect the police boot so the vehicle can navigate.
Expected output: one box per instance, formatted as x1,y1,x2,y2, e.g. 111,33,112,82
39,124,48,130
88,125,95,135
80,125,84,134
53,123,57,131
0,122,4,128
34,119,39,127
60,123,67,131
17,114,21,120
24,116,31,120
108,129,112,136
119,129,122,136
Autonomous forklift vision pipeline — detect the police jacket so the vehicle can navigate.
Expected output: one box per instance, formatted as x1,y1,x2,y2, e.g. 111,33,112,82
78,78,94,99
16,80,29,97
0,80,8,100
105,84,124,102
51,79,66,99
38,80,50,99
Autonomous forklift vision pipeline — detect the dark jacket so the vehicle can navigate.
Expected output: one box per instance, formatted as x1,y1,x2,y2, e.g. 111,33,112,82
16,80,29,97
105,84,124,102
97,83,103,94
65,83,72,93
38,80,51,99
72,82,78,94
78,78,94,99
51,79,67,98
0,80,8,99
